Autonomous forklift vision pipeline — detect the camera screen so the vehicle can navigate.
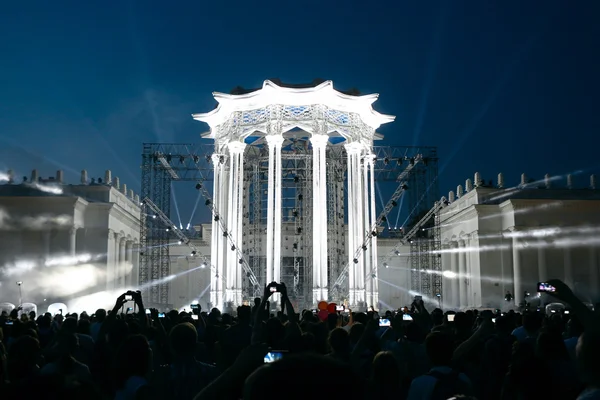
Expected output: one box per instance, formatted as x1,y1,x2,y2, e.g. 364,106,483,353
158,313,165,318
145,309,151,314
379,318,391,327
336,305,344,311
191,315,199,320
190,304,199,309
264,351,284,363
125,295,133,301
538,282,556,293
447,314,455,322
403,314,413,321
269,286,278,293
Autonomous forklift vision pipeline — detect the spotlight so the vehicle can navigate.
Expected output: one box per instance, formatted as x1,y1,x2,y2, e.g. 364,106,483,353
166,228,170,232
166,154,172,163
372,230,378,237
391,200,397,207
239,259,244,264
401,184,408,190
231,245,236,251
383,262,388,268
436,293,441,297
353,258,358,264
384,157,389,165
179,155,185,163
205,199,212,206
396,158,403,166
394,250,400,256
200,263,206,269
195,183,202,190
152,215,157,219
193,155,199,163
214,215,219,221
191,251,197,256
178,240,183,245
223,231,228,237
16,281,23,286
362,245,367,251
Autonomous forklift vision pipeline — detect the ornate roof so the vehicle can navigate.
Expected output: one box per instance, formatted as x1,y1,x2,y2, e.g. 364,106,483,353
192,80,395,141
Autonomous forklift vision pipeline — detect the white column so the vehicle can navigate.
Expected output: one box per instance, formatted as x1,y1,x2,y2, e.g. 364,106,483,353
362,155,371,306
69,226,78,256
106,229,115,291
210,154,221,308
458,240,468,308
132,241,139,288
345,144,355,305
564,247,574,289
354,150,365,304
265,137,276,286
451,242,460,308
236,146,245,305
537,240,547,282
125,241,133,289
226,145,236,304
273,136,284,289
226,142,246,305
512,234,523,306
345,143,362,306
217,154,228,310
311,134,328,303
368,155,378,308
118,237,126,290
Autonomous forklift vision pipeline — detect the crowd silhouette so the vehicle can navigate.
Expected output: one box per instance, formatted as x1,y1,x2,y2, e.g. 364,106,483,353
0,279,598,400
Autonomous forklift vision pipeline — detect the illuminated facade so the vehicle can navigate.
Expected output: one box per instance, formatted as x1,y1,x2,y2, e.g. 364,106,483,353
440,172,600,309
0,169,141,307
192,80,395,309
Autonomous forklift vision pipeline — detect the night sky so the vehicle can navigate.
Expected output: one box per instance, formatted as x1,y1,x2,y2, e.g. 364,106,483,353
1,1,599,225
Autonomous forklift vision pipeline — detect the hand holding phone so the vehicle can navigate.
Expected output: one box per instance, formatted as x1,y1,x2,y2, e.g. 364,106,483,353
538,282,556,293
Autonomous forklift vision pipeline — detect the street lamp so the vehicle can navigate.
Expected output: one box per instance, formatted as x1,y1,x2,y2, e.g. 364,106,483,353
16,281,23,307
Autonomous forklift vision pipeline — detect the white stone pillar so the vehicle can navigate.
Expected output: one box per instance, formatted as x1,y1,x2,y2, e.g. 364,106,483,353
368,154,378,308
564,246,574,288
345,142,362,306
264,135,284,298
273,136,284,289
106,229,115,291
125,241,133,289
355,150,365,304
236,145,245,305
537,240,547,282
451,242,460,308
512,234,523,306
69,226,78,256
132,241,139,288
345,144,355,305
458,240,468,308
226,142,246,305
311,134,329,303
118,237,126,290
210,153,222,309
362,155,371,306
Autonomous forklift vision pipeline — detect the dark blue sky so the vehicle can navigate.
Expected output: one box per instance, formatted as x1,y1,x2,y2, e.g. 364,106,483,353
1,1,599,225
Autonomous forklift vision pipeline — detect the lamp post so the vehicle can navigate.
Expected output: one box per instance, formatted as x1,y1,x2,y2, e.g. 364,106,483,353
16,281,23,308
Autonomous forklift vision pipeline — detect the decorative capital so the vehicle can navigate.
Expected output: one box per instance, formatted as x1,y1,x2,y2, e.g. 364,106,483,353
265,134,284,147
310,134,329,148
227,141,247,154
344,141,363,155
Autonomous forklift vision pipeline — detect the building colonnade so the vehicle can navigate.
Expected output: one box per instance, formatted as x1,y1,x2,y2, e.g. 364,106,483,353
442,228,600,309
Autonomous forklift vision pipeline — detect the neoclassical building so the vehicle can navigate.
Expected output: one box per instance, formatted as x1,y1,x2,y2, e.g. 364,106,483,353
439,172,600,309
0,169,141,306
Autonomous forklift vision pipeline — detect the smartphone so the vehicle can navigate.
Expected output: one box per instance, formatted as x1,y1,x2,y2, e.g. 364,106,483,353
447,314,455,322
403,314,413,321
564,310,570,314
158,312,165,318
379,318,391,327
191,315,199,320
538,282,556,293
270,286,278,293
125,294,133,301
336,305,344,311
190,304,200,309
492,318,496,323
145,309,151,315
264,351,285,363
5,320,13,326
312,309,318,314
